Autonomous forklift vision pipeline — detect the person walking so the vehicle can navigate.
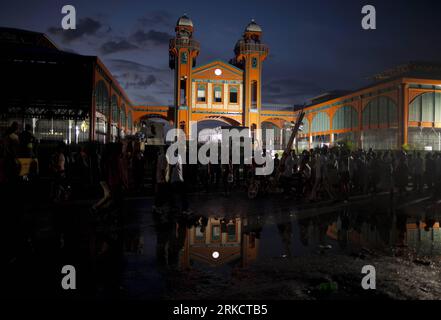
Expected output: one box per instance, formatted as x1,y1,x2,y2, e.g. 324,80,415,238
168,150,189,213
3,122,20,183
19,124,36,158
395,155,409,198
154,147,168,209
281,151,294,198
51,142,68,201
413,152,424,193
425,153,435,190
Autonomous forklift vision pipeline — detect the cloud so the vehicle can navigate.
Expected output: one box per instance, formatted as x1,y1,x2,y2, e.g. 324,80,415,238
131,29,172,46
137,75,157,87
133,94,164,105
108,59,168,74
116,73,157,90
138,10,174,28
105,59,172,105
100,40,138,54
263,78,325,104
48,17,102,43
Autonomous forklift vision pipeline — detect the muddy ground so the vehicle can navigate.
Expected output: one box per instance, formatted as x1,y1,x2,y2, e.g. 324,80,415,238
164,249,441,300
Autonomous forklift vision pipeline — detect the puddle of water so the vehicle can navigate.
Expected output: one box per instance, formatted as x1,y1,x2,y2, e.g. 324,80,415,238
116,197,441,298
8,196,441,298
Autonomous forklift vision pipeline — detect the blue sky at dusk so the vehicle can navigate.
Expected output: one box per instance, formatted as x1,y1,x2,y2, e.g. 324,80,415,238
1,0,441,106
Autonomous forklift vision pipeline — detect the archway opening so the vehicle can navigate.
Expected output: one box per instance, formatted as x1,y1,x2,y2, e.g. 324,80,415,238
138,115,172,144
261,121,282,150
196,119,241,143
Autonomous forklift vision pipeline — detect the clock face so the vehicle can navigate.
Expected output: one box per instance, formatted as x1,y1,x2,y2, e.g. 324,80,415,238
214,68,222,76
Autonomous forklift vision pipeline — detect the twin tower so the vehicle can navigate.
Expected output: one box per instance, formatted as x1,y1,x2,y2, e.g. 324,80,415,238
169,14,269,139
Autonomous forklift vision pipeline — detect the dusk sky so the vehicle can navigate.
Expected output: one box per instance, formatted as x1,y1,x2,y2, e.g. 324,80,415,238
1,0,441,106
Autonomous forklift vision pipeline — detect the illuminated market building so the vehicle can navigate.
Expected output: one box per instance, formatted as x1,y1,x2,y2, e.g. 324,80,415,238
3,18,441,151
135,15,441,151
296,62,441,151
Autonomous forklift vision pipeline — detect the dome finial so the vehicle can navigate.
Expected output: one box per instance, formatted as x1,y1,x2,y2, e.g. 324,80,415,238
177,14,193,28
245,19,262,33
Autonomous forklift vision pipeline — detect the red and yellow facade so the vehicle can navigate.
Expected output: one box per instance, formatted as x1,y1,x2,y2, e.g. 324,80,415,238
92,58,135,143
166,16,271,140
133,17,441,151
295,64,441,151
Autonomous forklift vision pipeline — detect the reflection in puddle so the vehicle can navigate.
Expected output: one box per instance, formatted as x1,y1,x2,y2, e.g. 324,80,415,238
144,205,441,277
12,197,441,299
181,216,259,269
113,202,441,299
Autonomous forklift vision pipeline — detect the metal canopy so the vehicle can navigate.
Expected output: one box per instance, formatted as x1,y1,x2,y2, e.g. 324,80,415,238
1,46,94,120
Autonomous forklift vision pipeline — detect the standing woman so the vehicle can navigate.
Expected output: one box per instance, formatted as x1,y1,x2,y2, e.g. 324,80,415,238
395,155,409,198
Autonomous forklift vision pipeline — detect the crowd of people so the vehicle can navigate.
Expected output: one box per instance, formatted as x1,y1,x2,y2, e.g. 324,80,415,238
1,121,441,215
277,146,435,202
0,122,145,203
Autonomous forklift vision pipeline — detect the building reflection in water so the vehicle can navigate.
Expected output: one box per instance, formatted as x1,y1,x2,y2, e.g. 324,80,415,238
317,208,441,256
89,206,441,298
146,211,265,271
179,215,260,269
149,208,441,274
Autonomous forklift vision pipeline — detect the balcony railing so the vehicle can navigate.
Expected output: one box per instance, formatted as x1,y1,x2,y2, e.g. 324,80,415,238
169,38,200,51
235,42,269,55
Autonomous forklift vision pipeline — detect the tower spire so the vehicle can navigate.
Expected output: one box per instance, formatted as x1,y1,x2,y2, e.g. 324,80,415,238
169,15,200,136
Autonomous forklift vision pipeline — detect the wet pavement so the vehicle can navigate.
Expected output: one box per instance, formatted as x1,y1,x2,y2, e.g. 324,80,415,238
5,190,441,300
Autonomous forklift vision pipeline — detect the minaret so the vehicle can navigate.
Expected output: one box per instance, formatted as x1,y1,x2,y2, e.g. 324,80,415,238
233,19,268,143
169,14,200,136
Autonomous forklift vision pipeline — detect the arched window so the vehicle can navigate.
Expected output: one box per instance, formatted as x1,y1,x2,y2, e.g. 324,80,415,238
261,121,281,148
311,112,330,133
128,111,133,131
120,104,126,128
111,95,118,124
409,92,441,123
95,80,109,117
301,118,309,134
362,96,397,128
332,105,359,130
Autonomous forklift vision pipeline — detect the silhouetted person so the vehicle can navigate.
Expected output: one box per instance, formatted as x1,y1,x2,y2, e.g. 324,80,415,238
19,124,35,157
154,147,168,209
168,150,189,213
3,122,20,182
395,156,409,197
